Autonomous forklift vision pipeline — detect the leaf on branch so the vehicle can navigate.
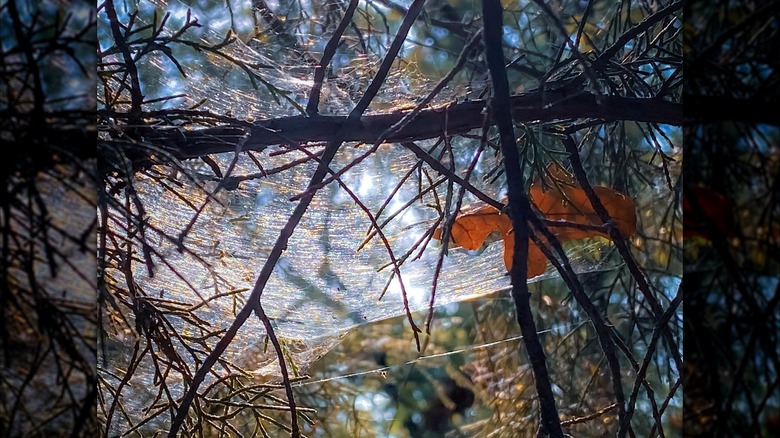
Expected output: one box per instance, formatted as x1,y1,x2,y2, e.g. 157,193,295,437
530,162,637,241
433,163,637,278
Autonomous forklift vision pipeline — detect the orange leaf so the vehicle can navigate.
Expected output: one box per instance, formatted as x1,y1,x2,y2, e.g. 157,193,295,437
431,204,547,278
530,163,637,241
433,205,511,251
432,163,638,278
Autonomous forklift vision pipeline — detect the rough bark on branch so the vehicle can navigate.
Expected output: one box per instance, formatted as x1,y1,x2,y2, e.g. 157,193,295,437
131,91,681,161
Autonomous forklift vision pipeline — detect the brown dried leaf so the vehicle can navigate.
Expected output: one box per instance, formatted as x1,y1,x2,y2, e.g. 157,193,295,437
432,164,638,278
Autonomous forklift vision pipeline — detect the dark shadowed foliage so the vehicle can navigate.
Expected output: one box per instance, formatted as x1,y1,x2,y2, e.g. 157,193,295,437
684,1,780,436
1,0,97,435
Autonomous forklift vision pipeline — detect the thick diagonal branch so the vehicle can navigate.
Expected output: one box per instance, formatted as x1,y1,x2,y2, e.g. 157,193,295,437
165,1,428,435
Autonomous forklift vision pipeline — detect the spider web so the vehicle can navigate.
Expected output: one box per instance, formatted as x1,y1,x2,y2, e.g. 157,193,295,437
100,1,644,431
117,141,617,380
108,0,619,371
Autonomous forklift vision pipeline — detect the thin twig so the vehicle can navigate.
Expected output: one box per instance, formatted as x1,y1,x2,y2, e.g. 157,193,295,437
254,303,300,437
623,282,682,432
562,135,682,379
104,0,143,115
306,0,360,115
